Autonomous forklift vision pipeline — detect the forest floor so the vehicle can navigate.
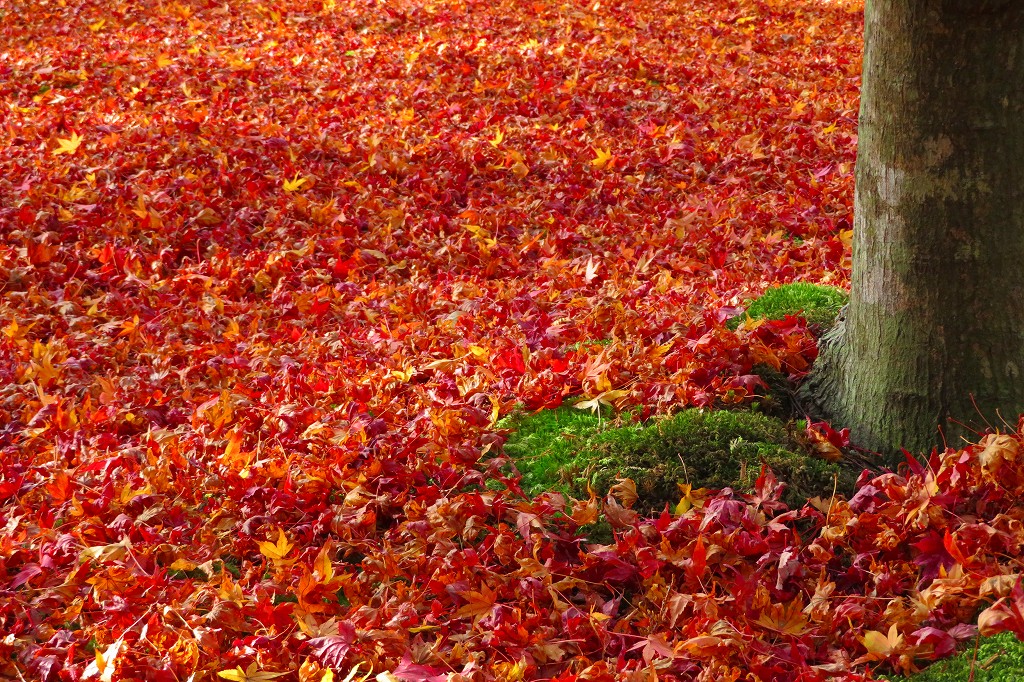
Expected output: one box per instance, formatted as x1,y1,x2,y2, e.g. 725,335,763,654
4,0,1024,680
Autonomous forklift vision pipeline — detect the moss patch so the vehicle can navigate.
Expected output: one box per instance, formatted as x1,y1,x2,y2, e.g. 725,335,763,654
500,406,855,513
497,404,613,496
729,282,848,331
882,632,1024,682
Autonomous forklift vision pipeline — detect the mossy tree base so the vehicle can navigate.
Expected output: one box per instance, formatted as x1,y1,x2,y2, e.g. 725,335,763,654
802,2,1024,457
729,282,849,333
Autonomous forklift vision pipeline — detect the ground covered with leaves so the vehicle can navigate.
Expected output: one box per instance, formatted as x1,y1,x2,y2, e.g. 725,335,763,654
5,0,1024,680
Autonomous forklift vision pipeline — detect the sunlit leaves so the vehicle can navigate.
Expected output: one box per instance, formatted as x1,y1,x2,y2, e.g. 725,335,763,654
0,0,950,679
756,600,809,636
455,584,499,620
283,175,310,192
52,132,84,155
589,147,614,170
258,528,294,562
82,638,123,682
217,663,286,681
857,624,903,664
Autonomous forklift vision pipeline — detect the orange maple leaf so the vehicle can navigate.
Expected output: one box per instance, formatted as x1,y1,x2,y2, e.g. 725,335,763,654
456,584,498,620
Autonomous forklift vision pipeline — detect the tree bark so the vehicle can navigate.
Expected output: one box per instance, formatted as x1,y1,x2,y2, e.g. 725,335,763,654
799,1,1024,455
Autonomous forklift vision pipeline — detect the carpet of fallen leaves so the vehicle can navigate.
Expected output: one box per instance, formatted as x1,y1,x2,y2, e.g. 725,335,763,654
5,0,1024,680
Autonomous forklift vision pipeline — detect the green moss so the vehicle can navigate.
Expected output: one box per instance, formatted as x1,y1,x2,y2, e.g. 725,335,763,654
882,632,1024,682
747,362,799,418
497,404,613,496
729,282,848,330
500,406,855,513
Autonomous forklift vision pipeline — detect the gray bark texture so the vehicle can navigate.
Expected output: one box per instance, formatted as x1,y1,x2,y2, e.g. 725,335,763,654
799,0,1024,455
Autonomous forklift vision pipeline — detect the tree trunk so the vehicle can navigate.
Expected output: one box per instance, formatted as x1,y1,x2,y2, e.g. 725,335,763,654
799,0,1024,455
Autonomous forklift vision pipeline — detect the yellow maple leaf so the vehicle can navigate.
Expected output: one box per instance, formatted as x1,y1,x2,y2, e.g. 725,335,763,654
674,483,707,515
590,147,614,170
283,175,309,192
858,623,902,662
313,541,335,583
390,367,415,382
574,389,629,414
53,133,84,156
223,428,244,463
258,528,294,561
493,660,526,681
217,662,285,681
82,637,123,682
509,160,529,178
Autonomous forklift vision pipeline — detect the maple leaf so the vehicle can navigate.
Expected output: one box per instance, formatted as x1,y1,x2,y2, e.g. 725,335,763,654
52,132,84,155
775,547,801,590
569,496,599,525
574,389,629,414
44,470,74,503
856,624,902,663
509,159,529,178
80,538,131,564
283,174,309,192
978,433,1019,479
804,576,837,621
456,583,498,620
258,528,294,561
387,653,448,682
332,664,370,682
680,634,725,655
608,478,638,509
313,541,335,583
748,466,788,514
674,483,707,515
308,622,357,668
688,534,707,579
756,599,809,635
804,421,846,462
978,576,1024,637
217,663,286,681
602,496,638,529
297,615,342,639
82,637,123,682
637,633,677,664
590,147,614,170
907,627,957,660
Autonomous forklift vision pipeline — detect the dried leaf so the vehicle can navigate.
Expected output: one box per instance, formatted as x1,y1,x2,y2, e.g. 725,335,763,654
53,132,84,155
258,528,294,561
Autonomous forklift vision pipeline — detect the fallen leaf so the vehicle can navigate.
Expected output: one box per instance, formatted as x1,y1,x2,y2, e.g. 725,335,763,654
217,662,286,681
284,175,309,192
53,133,84,155
258,528,294,561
